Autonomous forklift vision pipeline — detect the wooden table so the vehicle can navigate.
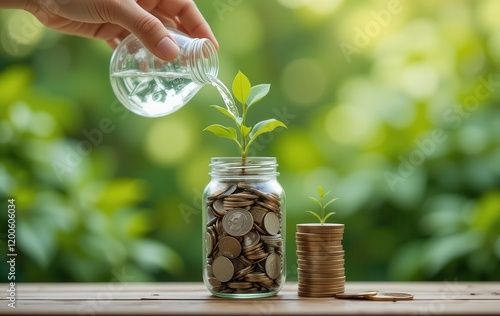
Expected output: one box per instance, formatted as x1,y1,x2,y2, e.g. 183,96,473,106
1,282,499,315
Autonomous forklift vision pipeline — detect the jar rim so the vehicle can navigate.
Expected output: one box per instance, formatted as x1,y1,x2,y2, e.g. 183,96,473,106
209,157,279,178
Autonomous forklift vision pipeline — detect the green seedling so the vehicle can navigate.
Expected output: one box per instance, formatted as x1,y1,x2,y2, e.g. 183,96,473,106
307,186,338,224
204,71,287,159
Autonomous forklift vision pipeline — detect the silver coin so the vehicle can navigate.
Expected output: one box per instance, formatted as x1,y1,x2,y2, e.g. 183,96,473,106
222,209,254,236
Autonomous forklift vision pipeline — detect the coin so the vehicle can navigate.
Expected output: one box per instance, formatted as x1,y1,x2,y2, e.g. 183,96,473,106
251,188,281,205
335,291,378,299
218,236,242,259
222,209,254,236
256,200,280,213
228,193,259,200
212,199,227,217
298,274,345,280
219,184,237,197
298,291,338,297
264,212,280,235
249,206,268,225
296,247,344,254
265,253,281,279
296,223,344,233
298,286,344,294
242,230,260,249
296,252,345,258
298,283,345,290
212,256,234,283
296,240,342,246
205,232,214,255
296,250,345,256
297,269,345,277
227,281,253,289
296,233,344,240
365,292,414,301
207,277,222,287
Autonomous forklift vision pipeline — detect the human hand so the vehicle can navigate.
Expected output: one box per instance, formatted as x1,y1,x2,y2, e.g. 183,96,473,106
19,0,218,60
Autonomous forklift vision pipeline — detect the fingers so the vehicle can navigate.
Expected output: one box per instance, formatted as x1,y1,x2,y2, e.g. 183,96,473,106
113,1,180,60
156,0,219,49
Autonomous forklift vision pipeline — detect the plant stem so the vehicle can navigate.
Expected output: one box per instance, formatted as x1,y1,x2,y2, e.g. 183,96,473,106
240,102,247,159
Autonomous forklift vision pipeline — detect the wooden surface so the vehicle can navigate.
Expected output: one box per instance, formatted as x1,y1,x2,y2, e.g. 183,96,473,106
1,282,499,315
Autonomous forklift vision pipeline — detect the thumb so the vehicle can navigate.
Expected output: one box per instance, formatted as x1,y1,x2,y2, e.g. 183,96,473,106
114,4,180,61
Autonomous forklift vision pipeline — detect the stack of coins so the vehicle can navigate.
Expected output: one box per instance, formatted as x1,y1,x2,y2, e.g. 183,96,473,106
296,223,345,297
205,182,283,295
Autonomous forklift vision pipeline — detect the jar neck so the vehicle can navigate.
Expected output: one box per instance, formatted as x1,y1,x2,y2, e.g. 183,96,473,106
209,157,279,180
186,38,218,85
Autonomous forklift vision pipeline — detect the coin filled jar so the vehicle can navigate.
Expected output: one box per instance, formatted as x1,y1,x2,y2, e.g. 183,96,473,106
202,157,286,298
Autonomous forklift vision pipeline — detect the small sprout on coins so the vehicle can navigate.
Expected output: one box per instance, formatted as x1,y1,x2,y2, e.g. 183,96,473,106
307,185,338,224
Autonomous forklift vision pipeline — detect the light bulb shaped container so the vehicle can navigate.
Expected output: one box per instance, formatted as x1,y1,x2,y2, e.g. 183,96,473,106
110,28,218,117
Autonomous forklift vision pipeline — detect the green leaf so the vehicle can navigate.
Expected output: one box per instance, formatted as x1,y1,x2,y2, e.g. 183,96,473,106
204,124,238,141
318,185,324,198
247,84,270,107
323,212,336,223
308,196,322,209
307,211,323,223
324,198,338,209
245,119,287,154
232,70,251,104
209,105,237,122
241,125,251,140
247,119,287,149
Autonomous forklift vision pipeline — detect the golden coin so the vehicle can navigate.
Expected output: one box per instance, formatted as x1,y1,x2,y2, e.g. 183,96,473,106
298,274,345,284
298,290,340,295
299,286,345,293
297,269,345,277
297,266,344,271
218,236,242,259
365,292,414,301
297,262,344,269
296,232,344,240
264,212,280,235
297,263,345,270
265,253,281,279
222,209,254,236
296,247,344,254
298,282,345,293
212,256,234,283
296,237,343,242
296,240,342,246
296,252,344,258
296,250,344,256
335,291,378,299
298,290,344,296
298,292,337,297
297,257,344,262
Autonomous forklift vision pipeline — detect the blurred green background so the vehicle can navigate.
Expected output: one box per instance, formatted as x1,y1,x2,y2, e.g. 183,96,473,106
1,0,499,283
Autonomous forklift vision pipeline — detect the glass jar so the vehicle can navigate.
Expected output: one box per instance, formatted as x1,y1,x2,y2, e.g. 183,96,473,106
109,28,218,117
202,157,286,298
